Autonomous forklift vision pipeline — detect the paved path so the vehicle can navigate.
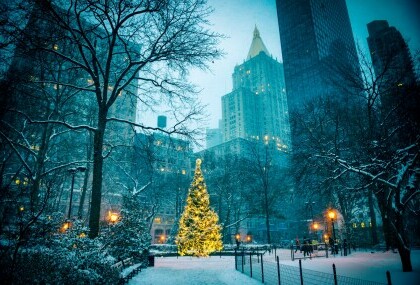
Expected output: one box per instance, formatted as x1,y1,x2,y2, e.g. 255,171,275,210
128,256,261,285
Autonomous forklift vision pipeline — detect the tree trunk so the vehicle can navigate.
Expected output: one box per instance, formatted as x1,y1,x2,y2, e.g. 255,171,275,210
88,111,106,238
396,240,412,272
78,132,93,220
264,185,271,244
368,186,379,245
395,211,412,272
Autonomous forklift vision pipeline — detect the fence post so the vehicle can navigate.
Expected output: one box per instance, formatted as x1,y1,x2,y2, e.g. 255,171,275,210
277,256,281,285
291,245,294,261
326,243,329,258
332,263,338,285
275,246,277,260
250,252,253,278
242,249,244,273
235,249,237,270
386,271,392,285
261,253,265,283
299,259,303,285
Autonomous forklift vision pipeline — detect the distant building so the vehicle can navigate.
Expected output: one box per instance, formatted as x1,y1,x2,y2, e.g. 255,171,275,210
206,120,223,149
276,0,359,112
221,26,291,158
367,20,416,113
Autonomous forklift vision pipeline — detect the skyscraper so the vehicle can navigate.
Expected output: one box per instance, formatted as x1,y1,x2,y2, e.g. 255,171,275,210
276,0,359,112
367,20,416,113
221,27,290,153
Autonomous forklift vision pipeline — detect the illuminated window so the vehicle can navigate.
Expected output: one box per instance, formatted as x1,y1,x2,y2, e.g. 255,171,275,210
181,169,186,175
246,70,251,74
53,44,59,50
154,217,161,224
87,79,94,84
352,223,357,228
361,222,365,228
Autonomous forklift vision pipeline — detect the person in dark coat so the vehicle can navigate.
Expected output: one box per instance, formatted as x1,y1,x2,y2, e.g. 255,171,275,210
295,237,300,253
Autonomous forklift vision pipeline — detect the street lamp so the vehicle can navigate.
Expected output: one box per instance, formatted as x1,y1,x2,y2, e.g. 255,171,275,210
328,210,337,252
246,234,252,243
235,233,241,248
305,201,315,237
67,166,86,220
160,235,166,244
108,211,120,224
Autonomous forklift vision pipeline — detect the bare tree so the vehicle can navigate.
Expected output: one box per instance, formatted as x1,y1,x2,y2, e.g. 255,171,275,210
318,41,420,272
3,0,222,238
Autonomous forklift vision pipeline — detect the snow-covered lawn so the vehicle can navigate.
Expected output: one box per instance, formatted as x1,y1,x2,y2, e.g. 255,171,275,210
280,249,420,285
129,250,420,285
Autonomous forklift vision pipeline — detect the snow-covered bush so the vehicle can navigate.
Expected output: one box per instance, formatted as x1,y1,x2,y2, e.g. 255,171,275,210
103,211,151,263
0,216,120,284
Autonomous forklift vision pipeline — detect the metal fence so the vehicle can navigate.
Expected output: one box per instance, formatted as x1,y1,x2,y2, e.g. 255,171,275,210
235,251,392,285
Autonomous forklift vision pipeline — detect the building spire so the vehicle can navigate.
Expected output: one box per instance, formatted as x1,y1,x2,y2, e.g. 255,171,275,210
246,25,270,60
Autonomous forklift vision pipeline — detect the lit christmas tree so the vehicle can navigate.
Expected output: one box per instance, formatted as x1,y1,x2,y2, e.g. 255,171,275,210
176,159,223,257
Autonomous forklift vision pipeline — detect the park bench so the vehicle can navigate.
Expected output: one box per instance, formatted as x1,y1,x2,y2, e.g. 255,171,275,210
111,257,143,284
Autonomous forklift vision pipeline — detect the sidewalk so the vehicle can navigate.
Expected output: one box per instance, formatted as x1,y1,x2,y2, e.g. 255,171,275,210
128,256,261,285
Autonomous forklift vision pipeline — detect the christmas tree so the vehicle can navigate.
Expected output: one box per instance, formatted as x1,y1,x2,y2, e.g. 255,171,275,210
176,159,223,257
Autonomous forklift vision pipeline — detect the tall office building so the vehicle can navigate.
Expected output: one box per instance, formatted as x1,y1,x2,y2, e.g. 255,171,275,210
276,0,359,112
367,20,416,113
221,27,290,153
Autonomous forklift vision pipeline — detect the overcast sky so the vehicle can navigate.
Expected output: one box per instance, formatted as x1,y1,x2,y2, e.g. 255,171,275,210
139,0,420,144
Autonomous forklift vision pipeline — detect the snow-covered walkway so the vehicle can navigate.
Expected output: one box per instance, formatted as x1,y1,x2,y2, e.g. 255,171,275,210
128,256,261,285
128,250,420,285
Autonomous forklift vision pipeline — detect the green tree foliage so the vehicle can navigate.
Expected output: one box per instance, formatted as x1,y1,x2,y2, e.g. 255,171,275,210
176,159,223,257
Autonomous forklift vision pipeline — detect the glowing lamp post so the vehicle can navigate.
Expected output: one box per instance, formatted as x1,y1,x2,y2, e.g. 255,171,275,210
67,166,86,220
235,233,241,249
60,220,71,233
108,211,119,223
328,210,337,250
160,235,166,244
313,222,319,241
246,234,252,243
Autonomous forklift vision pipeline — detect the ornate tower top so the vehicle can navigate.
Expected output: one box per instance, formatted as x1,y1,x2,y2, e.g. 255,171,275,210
246,26,270,60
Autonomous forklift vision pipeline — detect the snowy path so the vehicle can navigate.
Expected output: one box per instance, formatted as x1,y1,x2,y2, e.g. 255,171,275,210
129,250,420,285
128,256,261,285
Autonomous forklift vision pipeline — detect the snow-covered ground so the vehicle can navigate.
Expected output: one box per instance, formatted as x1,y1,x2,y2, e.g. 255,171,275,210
281,249,420,285
128,255,261,285
129,250,420,285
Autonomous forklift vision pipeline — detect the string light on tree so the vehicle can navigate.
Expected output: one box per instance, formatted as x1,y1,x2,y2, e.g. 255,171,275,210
176,159,223,257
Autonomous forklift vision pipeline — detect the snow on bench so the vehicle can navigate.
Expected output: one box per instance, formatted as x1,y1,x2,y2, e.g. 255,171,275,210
111,257,142,284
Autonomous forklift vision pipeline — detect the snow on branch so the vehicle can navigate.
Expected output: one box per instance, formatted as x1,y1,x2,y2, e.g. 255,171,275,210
11,109,97,132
